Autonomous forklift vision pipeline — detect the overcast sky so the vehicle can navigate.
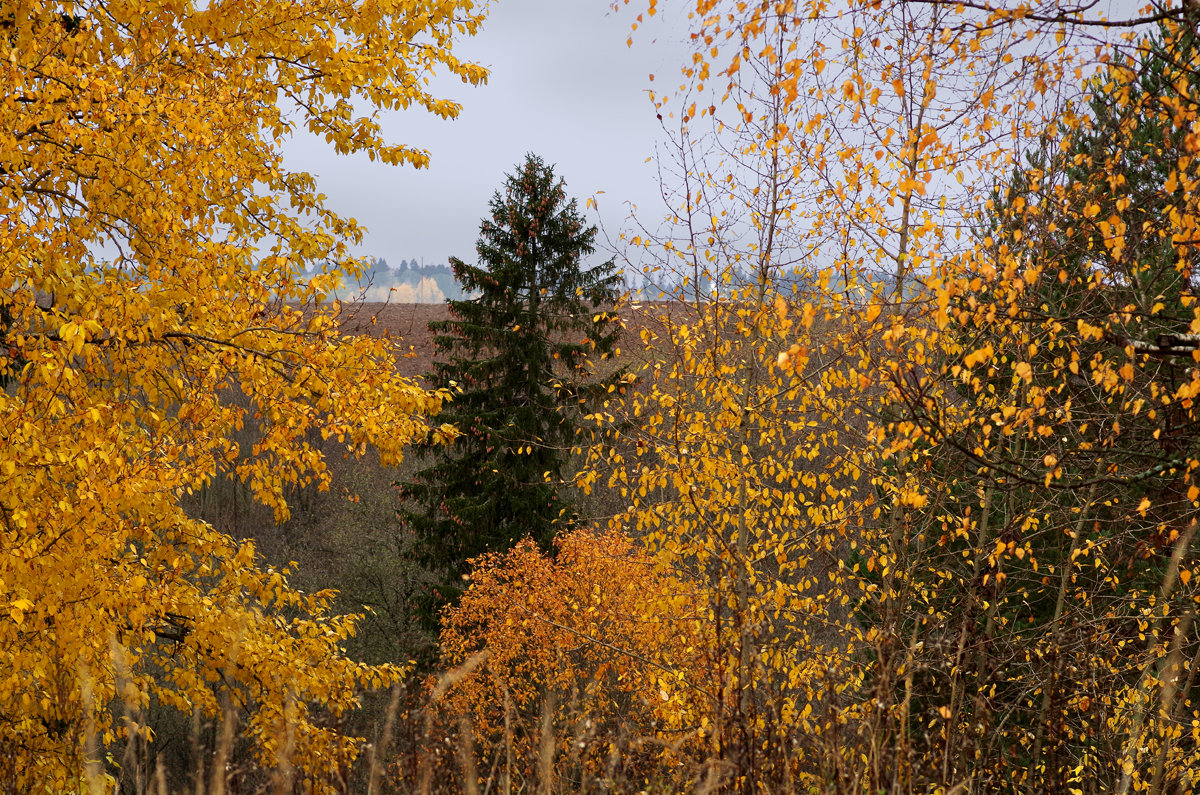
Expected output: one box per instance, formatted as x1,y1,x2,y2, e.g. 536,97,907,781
283,0,692,268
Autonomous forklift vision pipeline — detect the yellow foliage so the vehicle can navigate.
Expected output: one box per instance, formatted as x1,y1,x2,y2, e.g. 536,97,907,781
596,1,1200,790
0,0,484,788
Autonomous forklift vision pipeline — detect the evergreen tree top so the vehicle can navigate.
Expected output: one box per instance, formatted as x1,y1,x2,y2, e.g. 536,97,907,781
400,153,623,601
447,153,618,311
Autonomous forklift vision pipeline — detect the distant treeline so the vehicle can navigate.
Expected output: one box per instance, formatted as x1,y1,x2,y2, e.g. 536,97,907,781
311,257,472,303
629,264,817,301
316,258,860,304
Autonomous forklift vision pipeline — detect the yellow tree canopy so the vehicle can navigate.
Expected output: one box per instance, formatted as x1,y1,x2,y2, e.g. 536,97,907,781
0,0,483,789
595,0,1200,790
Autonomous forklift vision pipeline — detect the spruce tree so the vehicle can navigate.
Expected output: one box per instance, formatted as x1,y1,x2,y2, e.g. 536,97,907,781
401,153,622,599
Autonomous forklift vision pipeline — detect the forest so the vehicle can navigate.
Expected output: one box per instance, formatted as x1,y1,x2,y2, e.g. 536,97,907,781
4,0,1200,793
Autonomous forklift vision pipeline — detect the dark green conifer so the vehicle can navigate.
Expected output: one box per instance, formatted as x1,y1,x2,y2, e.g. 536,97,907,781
400,153,622,601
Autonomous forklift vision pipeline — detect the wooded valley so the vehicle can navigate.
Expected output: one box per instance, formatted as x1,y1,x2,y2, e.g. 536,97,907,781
5,0,1200,793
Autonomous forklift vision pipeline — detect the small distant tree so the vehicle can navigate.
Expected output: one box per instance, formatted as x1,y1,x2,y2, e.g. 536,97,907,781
400,153,622,600
364,256,392,282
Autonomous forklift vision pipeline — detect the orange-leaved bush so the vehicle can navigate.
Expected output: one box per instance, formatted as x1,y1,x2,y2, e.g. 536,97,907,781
435,527,712,791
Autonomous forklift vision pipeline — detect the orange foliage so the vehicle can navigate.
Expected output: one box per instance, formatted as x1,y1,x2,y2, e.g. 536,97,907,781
437,527,712,787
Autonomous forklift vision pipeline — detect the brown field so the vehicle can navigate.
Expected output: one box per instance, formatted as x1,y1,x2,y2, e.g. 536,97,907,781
334,299,705,381
334,301,453,379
